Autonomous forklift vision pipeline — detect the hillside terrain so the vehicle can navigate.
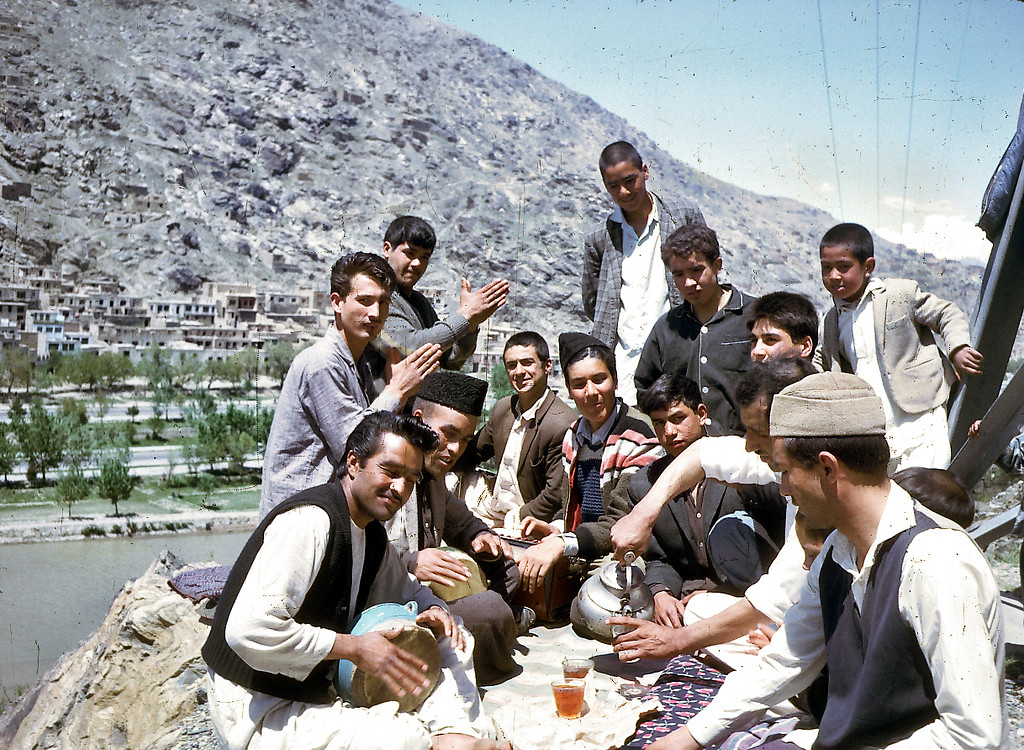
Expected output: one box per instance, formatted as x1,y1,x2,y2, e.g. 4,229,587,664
0,0,991,347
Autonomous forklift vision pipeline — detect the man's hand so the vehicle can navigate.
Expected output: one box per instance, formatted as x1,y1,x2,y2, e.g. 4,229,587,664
610,507,658,561
653,591,688,628
517,535,565,593
952,345,984,379
648,726,703,750
417,605,467,652
744,623,776,654
520,516,557,540
385,343,442,403
471,532,513,561
458,278,510,328
343,629,431,698
411,548,471,587
609,616,687,661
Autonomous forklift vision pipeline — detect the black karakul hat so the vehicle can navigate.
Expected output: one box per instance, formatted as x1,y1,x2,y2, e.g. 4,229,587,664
558,332,607,373
417,371,488,417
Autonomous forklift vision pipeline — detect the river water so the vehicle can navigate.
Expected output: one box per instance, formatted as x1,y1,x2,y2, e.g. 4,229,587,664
0,531,249,700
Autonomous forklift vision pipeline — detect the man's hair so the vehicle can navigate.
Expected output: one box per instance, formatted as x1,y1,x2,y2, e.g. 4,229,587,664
662,224,721,264
747,292,819,355
893,467,975,528
563,345,617,386
819,222,874,263
330,252,397,298
346,411,439,467
638,373,702,416
504,331,550,362
383,215,436,252
780,434,890,474
598,141,643,173
734,356,817,411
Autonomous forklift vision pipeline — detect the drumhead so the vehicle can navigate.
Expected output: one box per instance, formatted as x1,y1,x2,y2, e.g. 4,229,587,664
349,622,442,712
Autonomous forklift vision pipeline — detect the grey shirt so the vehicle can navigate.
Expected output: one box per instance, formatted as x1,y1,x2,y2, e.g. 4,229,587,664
259,326,401,518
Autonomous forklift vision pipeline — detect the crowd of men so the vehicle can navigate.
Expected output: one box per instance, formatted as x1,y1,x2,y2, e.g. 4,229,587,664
202,139,1008,750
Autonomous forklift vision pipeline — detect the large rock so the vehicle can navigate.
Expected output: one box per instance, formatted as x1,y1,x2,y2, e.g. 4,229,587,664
0,552,212,750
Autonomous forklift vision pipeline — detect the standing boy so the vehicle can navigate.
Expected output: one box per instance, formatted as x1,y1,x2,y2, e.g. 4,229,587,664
582,141,706,404
260,253,441,518
461,331,576,532
634,224,755,436
816,222,983,471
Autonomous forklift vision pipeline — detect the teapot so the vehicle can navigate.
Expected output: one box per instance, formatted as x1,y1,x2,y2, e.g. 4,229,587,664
573,552,654,643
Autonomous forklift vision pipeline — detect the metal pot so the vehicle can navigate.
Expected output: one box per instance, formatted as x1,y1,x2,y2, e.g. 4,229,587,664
573,552,654,642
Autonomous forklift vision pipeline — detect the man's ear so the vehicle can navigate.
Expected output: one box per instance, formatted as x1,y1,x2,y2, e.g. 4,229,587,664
543,358,553,375
798,336,815,359
382,240,393,257
330,291,345,315
864,256,876,276
345,450,361,479
697,403,709,426
818,451,841,479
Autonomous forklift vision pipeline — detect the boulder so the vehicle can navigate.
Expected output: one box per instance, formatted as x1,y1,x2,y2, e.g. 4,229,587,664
0,552,213,750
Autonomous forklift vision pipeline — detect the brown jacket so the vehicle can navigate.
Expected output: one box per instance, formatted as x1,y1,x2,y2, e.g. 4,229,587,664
469,390,577,522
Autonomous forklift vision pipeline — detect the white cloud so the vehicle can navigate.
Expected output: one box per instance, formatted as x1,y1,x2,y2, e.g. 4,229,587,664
877,214,992,264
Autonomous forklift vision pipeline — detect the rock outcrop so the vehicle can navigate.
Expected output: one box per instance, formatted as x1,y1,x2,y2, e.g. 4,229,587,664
0,551,215,750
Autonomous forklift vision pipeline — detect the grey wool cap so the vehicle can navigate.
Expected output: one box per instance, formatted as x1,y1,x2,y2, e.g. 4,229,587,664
416,370,488,417
769,372,886,438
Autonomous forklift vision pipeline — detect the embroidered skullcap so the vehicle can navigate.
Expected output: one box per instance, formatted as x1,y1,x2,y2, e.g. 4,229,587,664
769,372,886,438
558,332,608,374
417,371,488,417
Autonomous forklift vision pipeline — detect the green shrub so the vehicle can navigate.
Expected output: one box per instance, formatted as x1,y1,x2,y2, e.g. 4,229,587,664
82,524,106,537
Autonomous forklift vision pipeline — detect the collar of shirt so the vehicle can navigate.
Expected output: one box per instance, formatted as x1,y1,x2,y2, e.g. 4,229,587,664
327,324,357,366
576,398,624,449
512,389,549,425
610,197,660,244
836,277,884,315
820,483,916,587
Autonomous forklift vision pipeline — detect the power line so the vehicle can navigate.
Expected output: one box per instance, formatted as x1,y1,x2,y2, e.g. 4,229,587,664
816,0,845,219
899,0,924,246
936,0,974,191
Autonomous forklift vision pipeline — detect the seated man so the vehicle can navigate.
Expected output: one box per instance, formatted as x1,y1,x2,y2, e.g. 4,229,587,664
387,371,521,685
634,224,755,436
651,373,1008,750
631,374,786,629
459,331,576,533
610,357,817,670
747,291,819,363
514,333,662,626
370,215,509,389
260,252,440,518
203,411,506,750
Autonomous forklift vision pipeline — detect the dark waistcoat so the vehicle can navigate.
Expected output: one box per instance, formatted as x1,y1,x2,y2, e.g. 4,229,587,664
202,481,387,704
814,510,939,749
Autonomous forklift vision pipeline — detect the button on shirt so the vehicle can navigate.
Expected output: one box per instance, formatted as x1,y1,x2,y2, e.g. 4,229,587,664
614,201,670,405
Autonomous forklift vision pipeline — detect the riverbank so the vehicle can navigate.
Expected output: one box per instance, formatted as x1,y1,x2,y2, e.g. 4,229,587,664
0,509,258,544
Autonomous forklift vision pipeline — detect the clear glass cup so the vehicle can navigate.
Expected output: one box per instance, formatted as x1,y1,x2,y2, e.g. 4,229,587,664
551,678,586,719
562,657,594,680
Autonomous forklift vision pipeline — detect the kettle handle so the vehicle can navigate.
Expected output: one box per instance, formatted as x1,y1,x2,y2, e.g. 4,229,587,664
404,601,419,617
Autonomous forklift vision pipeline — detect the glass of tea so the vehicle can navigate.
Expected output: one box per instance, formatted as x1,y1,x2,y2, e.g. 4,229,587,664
551,678,586,719
562,657,594,680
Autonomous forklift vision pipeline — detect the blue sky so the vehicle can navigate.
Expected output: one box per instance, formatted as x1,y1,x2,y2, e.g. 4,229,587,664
395,0,1024,262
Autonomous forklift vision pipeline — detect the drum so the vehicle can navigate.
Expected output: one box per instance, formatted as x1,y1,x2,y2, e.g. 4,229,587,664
427,547,488,603
334,601,442,712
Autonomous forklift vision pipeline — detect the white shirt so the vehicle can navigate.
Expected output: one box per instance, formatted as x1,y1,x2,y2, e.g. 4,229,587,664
613,201,670,404
688,485,1009,749
491,393,547,520
697,436,804,622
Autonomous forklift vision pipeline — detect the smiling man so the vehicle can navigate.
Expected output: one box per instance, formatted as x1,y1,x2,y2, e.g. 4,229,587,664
372,216,509,388
582,141,706,404
459,331,576,532
385,370,522,685
260,252,441,518
634,224,755,436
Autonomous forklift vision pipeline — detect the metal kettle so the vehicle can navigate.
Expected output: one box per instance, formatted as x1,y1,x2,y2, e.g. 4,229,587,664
574,552,654,642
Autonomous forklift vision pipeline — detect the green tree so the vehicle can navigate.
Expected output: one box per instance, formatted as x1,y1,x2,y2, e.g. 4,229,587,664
97,450,133,516
0,421,18,484
54,465,89,518
10,398,67,484
0,347,35,397
60,398,89,427
142,344,176,439
483,365,514,421
264,341,299,387
126,404,140,423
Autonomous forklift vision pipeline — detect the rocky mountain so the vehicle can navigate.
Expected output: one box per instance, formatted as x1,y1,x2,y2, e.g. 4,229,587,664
0,0,989,346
